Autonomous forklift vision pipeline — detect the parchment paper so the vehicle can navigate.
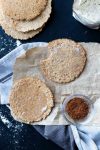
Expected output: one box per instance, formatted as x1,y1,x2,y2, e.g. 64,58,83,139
13,43,100,125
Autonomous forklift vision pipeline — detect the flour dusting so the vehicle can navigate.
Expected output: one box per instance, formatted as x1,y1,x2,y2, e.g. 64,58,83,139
16,40,21,47
0,110,24,146
1,115,12,128
0,34,22,58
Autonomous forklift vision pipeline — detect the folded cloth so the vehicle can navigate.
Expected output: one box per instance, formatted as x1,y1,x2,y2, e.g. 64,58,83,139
0,42,100,150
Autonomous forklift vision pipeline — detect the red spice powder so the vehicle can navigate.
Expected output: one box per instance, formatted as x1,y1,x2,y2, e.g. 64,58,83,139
66,97,89,120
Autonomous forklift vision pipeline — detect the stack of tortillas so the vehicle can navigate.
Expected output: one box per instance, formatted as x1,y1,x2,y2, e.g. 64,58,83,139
0,0,52,40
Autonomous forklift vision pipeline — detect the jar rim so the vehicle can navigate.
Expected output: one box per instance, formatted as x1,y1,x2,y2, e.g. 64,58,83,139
62,94,94,125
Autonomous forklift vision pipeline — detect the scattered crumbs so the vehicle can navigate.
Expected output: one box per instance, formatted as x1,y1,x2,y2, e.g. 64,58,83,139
1,114,24,131
1,115,12,128
0,33,21,58
0,106,38,149
0,111,24,146
0,48,5,52
16,40,21,47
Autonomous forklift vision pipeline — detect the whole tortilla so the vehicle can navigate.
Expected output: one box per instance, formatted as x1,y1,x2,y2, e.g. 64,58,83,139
0,0,48,21
1,25,42,40
9,77,54,123
41,39,87,83
2,0,52,32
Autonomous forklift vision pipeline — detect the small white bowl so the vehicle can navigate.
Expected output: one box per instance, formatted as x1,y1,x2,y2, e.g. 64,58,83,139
62,94,94,125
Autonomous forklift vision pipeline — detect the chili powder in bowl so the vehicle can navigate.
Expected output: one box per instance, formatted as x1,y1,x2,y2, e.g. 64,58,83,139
62,95,94,124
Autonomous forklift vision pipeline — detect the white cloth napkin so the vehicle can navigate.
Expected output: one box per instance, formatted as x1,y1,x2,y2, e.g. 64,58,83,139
0,42,100,150
0,42,47,104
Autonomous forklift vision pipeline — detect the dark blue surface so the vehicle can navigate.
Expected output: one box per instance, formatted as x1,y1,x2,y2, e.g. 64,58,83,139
1,0,100,149
1,0,100,58
0,105,64,150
